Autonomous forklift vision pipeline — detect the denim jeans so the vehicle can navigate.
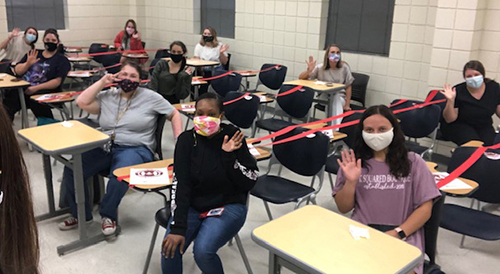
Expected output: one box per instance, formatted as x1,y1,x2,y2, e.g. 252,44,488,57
161,203,247,274
63,145,153,221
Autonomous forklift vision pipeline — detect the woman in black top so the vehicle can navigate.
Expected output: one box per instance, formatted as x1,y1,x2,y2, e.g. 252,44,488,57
162,93,258,274
440,60,500,145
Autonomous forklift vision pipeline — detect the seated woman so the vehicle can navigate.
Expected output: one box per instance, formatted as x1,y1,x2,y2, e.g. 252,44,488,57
333,105,441,274
2,28,70,121
193,26,229,95
0,26,38,65
58,60,182,236
299,44,354,123
114,19,147,64
440,60,500,146
149,41,192,104
161,93,258,274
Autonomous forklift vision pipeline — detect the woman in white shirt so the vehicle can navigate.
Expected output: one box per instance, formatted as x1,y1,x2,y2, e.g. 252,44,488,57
0,27,38,65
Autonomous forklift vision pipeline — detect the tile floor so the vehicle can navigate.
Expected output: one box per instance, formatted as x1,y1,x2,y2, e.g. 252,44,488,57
13,107,500,274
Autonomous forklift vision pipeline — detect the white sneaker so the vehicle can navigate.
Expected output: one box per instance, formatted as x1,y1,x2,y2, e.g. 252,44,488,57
58,217,92,231
101,217,116,236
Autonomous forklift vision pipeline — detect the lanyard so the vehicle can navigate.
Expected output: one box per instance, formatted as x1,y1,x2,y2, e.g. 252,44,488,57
111,91,136,139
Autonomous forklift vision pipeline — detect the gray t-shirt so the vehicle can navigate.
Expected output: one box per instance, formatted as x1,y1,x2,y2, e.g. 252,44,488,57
333,152,441,274
309,62,355,87
97,87,175,152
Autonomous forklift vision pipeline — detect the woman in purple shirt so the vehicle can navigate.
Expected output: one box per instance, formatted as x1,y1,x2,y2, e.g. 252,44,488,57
333,105,441,274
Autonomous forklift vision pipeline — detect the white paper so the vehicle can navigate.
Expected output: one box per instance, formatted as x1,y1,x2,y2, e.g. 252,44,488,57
433,172,473,190
68,71,91,77
181,104,195,111
35,94,61,101
129,168,170,186
61,121,73,128
258,95,267,102
349,225,370,240
321,129,334,138
484,152,500,160
314,81,327,85
247,144,261,156
0,73,7,78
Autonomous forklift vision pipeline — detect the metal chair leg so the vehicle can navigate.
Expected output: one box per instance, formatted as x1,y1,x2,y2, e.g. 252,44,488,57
234,234,253,274
263,201,273,220
328,173,334,192
143,222,160,274
459,234,466,248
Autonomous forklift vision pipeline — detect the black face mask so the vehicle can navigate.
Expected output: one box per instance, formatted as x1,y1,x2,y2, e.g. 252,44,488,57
44,42,58,52
203,36,214,42
118,79,140,93
170,54,184,63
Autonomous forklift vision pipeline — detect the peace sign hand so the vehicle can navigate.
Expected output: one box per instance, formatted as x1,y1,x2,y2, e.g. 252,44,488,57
306,56,316,72
440,84,456,101
222,131,244,152
337,149,362,184
100,72,122,86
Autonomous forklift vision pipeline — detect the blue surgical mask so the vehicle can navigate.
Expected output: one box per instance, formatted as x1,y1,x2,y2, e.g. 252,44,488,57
25,33,36,43
329,53,340,62
465,75,483,89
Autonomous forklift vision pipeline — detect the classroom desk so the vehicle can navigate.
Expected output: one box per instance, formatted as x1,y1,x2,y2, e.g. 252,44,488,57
301,123,347,143
252,205,423,274
426,162,478,197
0,73,31,128
66,47,83,54
31,91,77,120
68,56,93,62
163,58,220,77
123,53,149,59
18,120,110,255
238,71,258,91
461,140,483,147
283,80,345,124
113,159,174,190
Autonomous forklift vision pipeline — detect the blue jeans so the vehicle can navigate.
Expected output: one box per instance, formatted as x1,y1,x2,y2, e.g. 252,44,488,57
161,204,247,274
63,145,153,221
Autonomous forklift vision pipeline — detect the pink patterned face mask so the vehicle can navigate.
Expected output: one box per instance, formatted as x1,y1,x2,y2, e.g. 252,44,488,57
193,116,221,136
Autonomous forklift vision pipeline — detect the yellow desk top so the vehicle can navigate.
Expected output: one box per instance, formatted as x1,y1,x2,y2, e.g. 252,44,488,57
113,159,174,190
253,92,274,103
426,162,478,196
123,53,149,59
66,48,83,53
0,74,30,88
461,140,483,147
68,56,93,62
163,58,220,67
18,120,109,154
252,205,422,274
192,76,208,86
31,91,77,103
283,79,345,91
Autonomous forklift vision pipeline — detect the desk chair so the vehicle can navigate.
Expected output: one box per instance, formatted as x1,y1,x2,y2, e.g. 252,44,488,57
250,127,329,220
440,146,500,248
154,49,170,59
223,53,231,71
247,64,287,95
255,85,314,135
100,53,122,74
73,43,109,71
210,70,242,97
423,195,445,274
223,91,260,136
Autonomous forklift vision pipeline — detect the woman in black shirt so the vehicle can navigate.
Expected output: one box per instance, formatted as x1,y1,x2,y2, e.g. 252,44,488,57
440,60,500,145
161,92,258,274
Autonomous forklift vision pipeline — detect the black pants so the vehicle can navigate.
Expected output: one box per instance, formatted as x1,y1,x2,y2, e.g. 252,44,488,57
2,88,54,121
440,121,496,146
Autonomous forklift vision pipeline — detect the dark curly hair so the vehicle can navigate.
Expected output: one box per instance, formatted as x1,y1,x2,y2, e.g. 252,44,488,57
354,105,411,178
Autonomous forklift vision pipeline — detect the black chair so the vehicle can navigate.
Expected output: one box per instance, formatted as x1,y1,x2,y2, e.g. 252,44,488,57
423,195,445,274
250,127,329,220
223,91,260,136
391,99,441,159
248,64,287,94
210,70,242,97
350,72,370,110
141,41,146,49
100,53,122,74
223,53,231,71
255,85,314,134
148,58,161,76
154,49,170,59
73,43,109,70
440,146,500,248
429,90,451,143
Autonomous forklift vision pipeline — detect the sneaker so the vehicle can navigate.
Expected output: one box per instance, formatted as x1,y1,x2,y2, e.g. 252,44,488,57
58,217,92,231
101,217,116,236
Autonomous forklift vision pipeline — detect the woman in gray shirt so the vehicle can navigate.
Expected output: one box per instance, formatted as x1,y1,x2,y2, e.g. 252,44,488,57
58,60,182,236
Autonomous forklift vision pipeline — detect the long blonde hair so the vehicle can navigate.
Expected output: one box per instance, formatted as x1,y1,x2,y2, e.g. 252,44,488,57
199,26,219,47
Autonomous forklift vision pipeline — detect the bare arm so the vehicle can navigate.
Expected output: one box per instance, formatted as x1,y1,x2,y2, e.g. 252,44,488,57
14,50,39,76
219,44,229,65
333,149,361,213
386,200,433,240
334,179,356,213
24,78,63,95
441,84,458,123
344,85,352,110
168,109,183,139
0,28,19,50
77,73,120,115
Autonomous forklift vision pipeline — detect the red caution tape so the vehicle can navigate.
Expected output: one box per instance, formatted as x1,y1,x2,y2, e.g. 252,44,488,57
425,90,441,103
223,92,251,106
276,85,304,97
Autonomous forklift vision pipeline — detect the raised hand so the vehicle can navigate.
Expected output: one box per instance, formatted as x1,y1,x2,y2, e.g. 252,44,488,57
9,27,20,39
220,44,229,54
132,32,141,40
100,72,122,86
222,131,244,152
26,50,39,66
440,84,456,101
306,55,316,72
337,149,362,184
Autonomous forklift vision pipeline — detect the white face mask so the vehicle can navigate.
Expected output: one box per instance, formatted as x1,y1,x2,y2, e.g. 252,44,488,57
465,75,483,89
362,128,394,152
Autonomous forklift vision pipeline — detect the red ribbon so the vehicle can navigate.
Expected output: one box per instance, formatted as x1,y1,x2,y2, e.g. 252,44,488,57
223,92,251,106
425,90,440,103
276,85,304,97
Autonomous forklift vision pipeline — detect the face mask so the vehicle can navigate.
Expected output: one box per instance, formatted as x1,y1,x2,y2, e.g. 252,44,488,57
193,116,221,136
44,42,58,52
329,53,341,62
118,78,140,93
170,54,184,63
465,75,483,89
203,35,214,42
25,33,36,43
362,128,394,152
126,27,135,35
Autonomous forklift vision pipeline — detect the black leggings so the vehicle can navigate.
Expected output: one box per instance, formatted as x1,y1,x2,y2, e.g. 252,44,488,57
440,121,496,146
2,88,54,121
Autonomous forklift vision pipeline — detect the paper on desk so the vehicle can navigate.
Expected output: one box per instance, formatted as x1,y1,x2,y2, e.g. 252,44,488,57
35,94,62,101
321,129,334,138
433,172,473,190
258,95,267,102
0,73,7,78
129,168,170,186
247,144,261,156
68,71,91,77
314,81,327,85
181,104,195,111
349,225,369,240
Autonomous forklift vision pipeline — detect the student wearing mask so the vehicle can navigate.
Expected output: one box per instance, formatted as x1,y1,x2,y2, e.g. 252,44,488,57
58,60,182,236
2,28,70,121
440,60,500,146
333,105,441,274
114,19,147,64
299,44,354,122
149,41,193,104
0,26,38,64
162,92,258,274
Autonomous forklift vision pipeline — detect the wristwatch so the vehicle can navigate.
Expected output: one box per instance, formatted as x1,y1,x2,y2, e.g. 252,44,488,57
395,227,407,240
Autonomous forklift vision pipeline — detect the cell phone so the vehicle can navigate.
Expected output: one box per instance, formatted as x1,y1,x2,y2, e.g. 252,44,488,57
368,223,397,232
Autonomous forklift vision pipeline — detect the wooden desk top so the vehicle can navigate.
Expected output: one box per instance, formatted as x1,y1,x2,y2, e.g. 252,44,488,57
247,138,271,161
252,205,422,274
461,140,483,147
283,79,345,91
67,71,93,78
18,120,109,154
123,53,149,59
173,102,195,114
426,162,478,196
300,123,348,142
253,92,274,103
66,48,83,53
0,74,30,88
191,76,208,86
31,91,77,103
238,71,258,77
163,58,220,67
68,56,93,62
113,159,174,190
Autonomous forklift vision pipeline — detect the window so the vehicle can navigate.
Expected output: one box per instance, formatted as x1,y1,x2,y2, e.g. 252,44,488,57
325,0,395,56
6,0,65,31
200,0,235,39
